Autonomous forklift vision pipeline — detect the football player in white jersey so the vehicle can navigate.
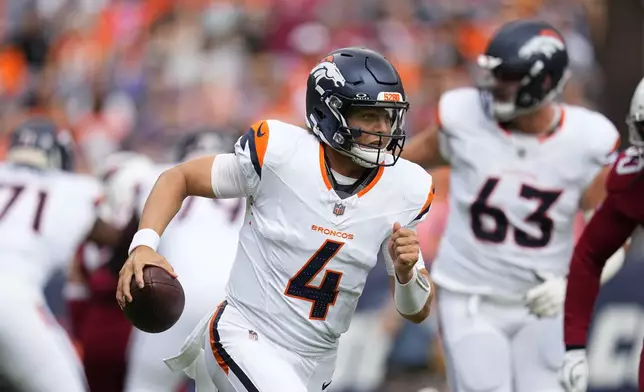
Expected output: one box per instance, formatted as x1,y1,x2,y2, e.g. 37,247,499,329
124,130,245,392
0,119,121,392
116,47,436,392
403,20,620,392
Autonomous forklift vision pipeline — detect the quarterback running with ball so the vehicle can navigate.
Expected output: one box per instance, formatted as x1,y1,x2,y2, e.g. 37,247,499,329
117,47,435,392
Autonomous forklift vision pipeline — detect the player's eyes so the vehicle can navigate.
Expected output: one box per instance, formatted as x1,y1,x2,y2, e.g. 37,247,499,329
361,112,393,122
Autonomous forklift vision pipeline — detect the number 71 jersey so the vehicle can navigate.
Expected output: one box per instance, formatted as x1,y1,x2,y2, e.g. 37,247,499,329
224,120,434,356
432,88,620,298
0,164,102,289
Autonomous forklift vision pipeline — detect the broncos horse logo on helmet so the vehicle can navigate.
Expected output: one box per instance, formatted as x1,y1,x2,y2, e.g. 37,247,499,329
312,61,347,89
518,34,566,60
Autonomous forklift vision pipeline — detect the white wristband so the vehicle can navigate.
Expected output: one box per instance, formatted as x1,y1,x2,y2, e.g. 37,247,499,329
394,267,431,316
128,228,160,255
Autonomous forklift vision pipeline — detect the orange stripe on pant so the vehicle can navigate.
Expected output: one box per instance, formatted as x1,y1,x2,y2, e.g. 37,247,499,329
208,302,229,375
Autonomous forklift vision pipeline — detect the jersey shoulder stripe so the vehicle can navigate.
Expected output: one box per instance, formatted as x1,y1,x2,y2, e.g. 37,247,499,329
239,120,270,178
414,177,435,222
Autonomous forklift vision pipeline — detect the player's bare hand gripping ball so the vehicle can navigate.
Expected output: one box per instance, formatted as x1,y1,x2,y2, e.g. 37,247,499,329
116,245,177,308
389,222,420,284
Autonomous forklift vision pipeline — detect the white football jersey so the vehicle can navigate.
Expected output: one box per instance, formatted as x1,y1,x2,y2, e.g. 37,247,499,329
0,164,102,289
138,166,246,299
432,87,620,299
225,120,434,355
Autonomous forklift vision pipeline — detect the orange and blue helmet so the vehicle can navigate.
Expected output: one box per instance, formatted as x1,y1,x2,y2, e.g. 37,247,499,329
477,20,569,121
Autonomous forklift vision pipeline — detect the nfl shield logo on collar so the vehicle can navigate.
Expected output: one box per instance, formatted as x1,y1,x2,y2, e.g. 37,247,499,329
333,202,346,216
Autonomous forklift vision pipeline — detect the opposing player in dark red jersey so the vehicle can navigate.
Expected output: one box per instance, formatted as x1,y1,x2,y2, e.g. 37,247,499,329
561,78,644,392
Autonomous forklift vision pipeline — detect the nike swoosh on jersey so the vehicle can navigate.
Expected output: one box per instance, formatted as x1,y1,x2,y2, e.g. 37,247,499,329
256,123,266,137
322,381,332,390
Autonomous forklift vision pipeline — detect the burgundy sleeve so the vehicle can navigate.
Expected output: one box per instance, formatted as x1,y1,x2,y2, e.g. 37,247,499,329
564,195,637,350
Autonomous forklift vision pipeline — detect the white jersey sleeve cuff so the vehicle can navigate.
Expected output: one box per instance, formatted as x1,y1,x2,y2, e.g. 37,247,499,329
211,153,248,199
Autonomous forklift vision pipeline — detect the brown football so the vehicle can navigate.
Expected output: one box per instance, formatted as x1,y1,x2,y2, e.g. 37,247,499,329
123,266,185,333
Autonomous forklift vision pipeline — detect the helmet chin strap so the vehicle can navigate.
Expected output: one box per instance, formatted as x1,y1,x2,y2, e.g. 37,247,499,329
340,148,379,168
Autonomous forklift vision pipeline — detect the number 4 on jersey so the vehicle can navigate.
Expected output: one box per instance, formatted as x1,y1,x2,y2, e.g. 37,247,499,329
470,178,561,248
285,240,344,320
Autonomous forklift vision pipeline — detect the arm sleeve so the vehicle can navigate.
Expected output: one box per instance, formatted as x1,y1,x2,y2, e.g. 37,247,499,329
210,153,248,199
382,222,428,276
564,195,637,349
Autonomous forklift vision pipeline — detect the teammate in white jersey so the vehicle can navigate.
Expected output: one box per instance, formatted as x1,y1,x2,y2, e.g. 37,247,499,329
124,130,245,392
403,20,620,392
0,119,121,392
116,47,436,392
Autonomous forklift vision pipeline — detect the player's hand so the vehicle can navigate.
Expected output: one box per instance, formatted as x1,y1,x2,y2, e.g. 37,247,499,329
389,222,420,284
559,349,588,392
116,246,177,308
525,272,566,317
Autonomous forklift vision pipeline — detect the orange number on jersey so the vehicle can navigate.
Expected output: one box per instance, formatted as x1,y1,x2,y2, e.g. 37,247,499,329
284,240,344,320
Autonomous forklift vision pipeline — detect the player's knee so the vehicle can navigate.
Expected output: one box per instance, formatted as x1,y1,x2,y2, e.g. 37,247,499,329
449,332,511,392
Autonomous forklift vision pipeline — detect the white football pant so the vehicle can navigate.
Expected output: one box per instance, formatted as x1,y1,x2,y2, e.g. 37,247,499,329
437,287,564,392
166,300,337,392
0,278,87,392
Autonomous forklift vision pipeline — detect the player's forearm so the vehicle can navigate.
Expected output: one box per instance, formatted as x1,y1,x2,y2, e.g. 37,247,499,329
580,166,610,212
138,168,189,236
137,155,220,235
392,269,433,324
564,251,602,348
401,292,432,323
402,128,446,169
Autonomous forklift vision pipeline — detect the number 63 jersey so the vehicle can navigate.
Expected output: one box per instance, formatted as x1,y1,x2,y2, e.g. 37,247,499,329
224,120,434,356
432,88,619,299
